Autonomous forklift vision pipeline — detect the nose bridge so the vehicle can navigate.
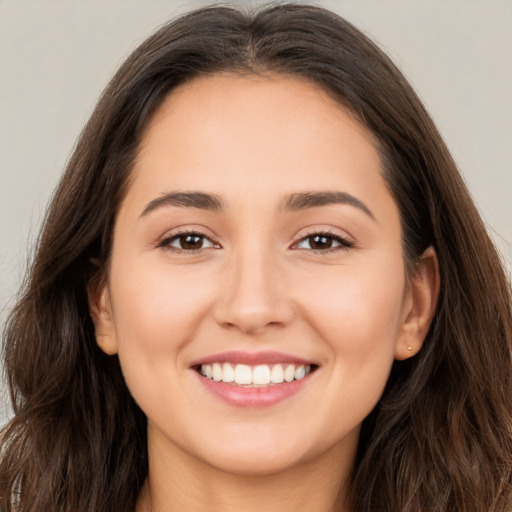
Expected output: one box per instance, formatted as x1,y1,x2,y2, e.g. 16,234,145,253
213,237,293,334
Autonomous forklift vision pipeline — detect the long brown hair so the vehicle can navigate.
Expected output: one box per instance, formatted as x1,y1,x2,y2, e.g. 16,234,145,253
1,4,511,511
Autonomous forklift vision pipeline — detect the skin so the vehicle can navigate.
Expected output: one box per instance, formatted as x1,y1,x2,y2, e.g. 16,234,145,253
90,73,439,512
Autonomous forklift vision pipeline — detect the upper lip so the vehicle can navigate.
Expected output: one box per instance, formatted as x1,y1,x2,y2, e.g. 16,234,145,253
189,350,316,367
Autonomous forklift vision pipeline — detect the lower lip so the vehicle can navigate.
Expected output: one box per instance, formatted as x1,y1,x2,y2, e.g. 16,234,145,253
195,372,313,407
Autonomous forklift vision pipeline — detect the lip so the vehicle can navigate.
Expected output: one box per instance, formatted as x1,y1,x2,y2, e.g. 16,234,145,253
189,350,315,366
194,370,315,408
190,351,318,408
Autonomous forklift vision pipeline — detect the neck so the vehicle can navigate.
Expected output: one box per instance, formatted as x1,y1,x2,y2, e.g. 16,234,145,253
136,429,356,512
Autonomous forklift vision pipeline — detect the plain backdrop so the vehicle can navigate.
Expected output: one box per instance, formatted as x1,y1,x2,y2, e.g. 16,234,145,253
1,0,511,423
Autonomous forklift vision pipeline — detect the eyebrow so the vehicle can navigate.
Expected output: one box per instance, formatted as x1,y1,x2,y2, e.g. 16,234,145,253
139,190,374,220
140,191,225,217
281,191,375,220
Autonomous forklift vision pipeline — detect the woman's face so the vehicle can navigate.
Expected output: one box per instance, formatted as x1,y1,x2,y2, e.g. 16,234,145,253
94,73,427,476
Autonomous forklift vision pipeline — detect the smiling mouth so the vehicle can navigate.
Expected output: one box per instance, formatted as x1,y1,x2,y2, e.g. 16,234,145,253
194,362,318,387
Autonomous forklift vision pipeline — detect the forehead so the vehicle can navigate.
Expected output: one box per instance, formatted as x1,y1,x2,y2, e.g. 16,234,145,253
119,72,396,227
141,74,379,173
143,73,373,152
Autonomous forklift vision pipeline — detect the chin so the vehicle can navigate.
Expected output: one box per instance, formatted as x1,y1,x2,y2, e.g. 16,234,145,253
188,423,345,478
200,446,309,477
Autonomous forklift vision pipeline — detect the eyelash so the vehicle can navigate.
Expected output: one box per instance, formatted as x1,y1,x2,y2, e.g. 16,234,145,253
292,230,354,253
157,230,219,253
157,229,354,254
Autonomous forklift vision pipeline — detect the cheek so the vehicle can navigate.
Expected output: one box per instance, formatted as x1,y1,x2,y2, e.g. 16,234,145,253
107,258,219,419
110,257,213,339
297,257,406,393
107,257,218,386
302,261,405,339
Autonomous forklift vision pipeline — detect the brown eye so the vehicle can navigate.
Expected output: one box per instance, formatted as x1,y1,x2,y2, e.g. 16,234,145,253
178,234,204,250
160,232,217,251
308,235,335,250
294,232,353,252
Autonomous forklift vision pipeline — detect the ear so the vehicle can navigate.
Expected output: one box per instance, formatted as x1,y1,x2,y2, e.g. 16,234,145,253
88,278,119,355
395,246,440,360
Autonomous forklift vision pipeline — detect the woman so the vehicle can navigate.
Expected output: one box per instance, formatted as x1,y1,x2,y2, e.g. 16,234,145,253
1,4,511,511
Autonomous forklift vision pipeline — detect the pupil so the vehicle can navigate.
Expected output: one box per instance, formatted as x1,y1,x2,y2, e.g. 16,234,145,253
181,234,202,249
311,235,331,249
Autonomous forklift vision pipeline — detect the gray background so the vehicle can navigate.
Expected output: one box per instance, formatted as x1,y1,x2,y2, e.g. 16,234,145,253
1,0,511,424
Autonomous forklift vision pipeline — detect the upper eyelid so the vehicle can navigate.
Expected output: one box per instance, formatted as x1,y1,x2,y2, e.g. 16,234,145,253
164,231,215,243
156,229,221,252
157,225,219,242
291,226,354,243
292,233,353,249
156,226,354,249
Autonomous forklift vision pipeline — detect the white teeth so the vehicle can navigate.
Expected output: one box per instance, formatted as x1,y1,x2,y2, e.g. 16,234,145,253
270,364,284,384
199,362,313,386
253,365,271,385
294,365,306,380
212,363,223,381
284,364,295,382
234,364,252,385
222,362,234,382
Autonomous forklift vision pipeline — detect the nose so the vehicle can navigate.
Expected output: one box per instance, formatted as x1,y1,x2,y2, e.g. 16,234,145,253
213,247,295,335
